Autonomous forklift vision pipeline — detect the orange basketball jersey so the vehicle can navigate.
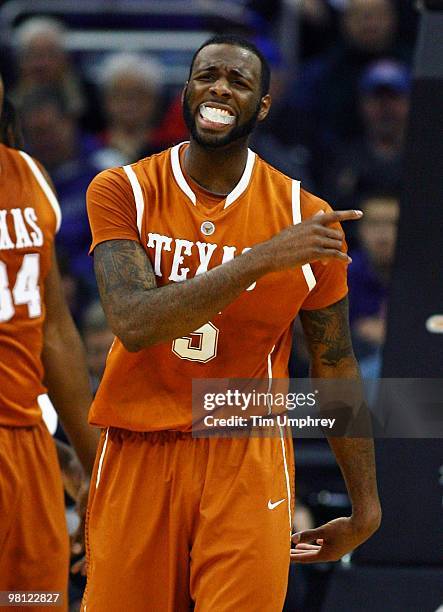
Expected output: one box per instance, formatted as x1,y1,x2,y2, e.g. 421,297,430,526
0,144,61,426
87,143,348,431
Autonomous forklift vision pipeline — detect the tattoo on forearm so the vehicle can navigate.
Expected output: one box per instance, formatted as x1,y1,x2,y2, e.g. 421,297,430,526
300,297,354,367
93,240,157,326
94,240,157,294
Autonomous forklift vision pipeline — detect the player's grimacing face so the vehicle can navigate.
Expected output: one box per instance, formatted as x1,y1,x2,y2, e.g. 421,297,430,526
183,44,270,149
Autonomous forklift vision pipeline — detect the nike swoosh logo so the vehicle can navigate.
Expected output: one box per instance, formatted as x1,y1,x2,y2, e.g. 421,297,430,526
268,498,286,510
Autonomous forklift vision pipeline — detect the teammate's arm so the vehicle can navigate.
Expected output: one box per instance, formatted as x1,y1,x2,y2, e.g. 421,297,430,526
94,210,360,352
41,250,99,474
55,438,84,500
291,296,381,563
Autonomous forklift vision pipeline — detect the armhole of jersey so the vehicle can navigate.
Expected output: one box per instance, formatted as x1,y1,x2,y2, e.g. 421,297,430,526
123,165,145,238
18,151,62,233
291,180,316,292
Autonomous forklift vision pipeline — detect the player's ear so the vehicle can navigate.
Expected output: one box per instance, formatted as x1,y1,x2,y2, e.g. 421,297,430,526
257,94,271,122
181,82,189,105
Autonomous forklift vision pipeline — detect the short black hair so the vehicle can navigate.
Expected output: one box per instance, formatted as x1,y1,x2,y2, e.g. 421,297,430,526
188,34,271,97
0,96,24,148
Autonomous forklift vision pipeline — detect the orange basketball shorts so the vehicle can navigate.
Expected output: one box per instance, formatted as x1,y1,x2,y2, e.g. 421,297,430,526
0,420,69,611
82,427,295,611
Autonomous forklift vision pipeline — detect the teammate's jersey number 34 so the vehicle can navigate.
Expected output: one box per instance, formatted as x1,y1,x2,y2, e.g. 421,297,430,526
0,254,41,322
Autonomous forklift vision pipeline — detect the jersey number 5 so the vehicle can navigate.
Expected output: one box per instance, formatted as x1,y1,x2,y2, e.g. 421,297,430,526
172,322,219,363
0,254,41,322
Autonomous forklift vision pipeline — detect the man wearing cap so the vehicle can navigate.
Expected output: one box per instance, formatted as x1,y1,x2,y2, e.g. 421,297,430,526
321,59,410,211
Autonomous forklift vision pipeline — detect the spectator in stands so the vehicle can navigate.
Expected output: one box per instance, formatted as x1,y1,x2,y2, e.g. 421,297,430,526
249,0,342,59
19,87,105,296
321,59,410,211
250,36,318,188
12,16,101,132
57,251,91,327
99,52,165,164
347,194,399,374
292,0,411,145
81,301,114,394
249,0,418,61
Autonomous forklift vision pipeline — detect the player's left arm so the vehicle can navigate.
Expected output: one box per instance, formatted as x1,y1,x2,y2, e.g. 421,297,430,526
291,295,381,563
41,250,99,475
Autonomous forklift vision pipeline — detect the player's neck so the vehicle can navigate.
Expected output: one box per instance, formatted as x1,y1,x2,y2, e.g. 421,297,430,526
184,140,249,196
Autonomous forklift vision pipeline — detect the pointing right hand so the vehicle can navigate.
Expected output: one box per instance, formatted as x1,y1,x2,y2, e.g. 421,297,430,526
255,209,363,273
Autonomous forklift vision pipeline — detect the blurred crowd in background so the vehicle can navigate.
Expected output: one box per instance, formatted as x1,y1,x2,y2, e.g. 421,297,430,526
0,0,418,380
0,1,420,608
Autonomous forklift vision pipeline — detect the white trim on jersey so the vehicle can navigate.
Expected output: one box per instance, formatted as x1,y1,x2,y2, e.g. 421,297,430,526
170,142,256,208
123,165,145,237
265,347,291,530
170,142,197,205
95,428,109,489
291,180,316,292
266,345,275,415
38,393,58,435
279,425,293,534
224,148,256,209
18,151,62,233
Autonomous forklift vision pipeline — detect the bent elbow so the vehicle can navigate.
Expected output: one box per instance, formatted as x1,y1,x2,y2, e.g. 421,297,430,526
114,323,159,353
121,340,143,353
107,313,146,352
108,312,163,351
117,330,145,353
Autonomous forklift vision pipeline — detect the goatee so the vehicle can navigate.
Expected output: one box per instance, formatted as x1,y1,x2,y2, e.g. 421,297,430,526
182,90,261,149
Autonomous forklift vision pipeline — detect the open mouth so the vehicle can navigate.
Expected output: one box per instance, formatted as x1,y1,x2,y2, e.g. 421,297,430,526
198,104,235,129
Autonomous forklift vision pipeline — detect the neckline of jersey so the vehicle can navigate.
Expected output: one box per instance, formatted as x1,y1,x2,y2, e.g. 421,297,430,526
170,141,256,211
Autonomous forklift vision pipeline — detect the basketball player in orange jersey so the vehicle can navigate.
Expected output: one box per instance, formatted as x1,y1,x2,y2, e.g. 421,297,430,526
0,75,98,609
84,35,381,611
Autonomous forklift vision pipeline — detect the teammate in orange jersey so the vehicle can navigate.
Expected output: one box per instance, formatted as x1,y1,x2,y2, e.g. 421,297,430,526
84,35,381,611
0,75,98,609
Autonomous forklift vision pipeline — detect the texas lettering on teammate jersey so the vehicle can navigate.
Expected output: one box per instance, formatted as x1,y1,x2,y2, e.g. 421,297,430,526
87,142,348,432
0,207,44,250
0,144,61,426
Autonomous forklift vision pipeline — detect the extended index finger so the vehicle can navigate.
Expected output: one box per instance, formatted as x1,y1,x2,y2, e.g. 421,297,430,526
317,210,363,225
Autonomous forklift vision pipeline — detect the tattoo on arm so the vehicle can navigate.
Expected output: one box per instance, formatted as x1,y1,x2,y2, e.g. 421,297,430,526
300,296,354,368
94,239,157,319
94,239,156,293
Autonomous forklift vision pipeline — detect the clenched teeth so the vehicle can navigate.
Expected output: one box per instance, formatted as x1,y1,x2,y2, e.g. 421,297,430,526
200,104,235,125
